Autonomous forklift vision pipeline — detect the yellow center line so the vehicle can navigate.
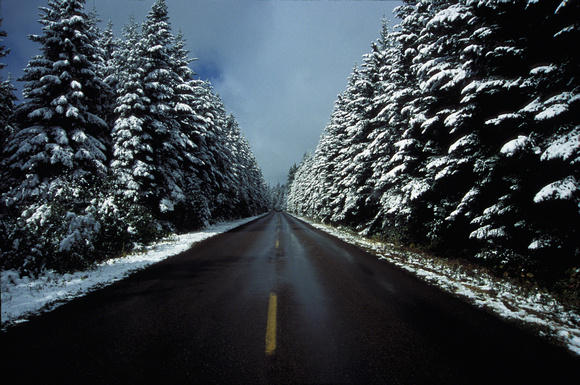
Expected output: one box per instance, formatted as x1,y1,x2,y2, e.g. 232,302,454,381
265,292,277,356
275,240,279,248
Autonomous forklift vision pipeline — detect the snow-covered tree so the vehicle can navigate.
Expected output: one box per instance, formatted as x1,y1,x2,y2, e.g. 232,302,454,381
269,183,287,211
0,0,277,275
0,19,18,263
464,0,580,270
0,19,17,145
110,16,152,211
1,0,113,273
111,0,268,229
94,20,120,127
288,0,579,279
287,152,315,216
111,0,189,224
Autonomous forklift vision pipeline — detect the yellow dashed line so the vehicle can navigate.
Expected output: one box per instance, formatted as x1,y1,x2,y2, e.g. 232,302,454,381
265,292,277,356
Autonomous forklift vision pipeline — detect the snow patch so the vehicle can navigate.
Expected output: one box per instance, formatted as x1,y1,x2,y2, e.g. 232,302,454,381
534,176,578,203
541,127,579,162
530,65,557,75
536,104,568,121
500,135,530,156
528,238,551,250
159,198,174,213
70,80,82,90
448,134,476,154
486,112,519,126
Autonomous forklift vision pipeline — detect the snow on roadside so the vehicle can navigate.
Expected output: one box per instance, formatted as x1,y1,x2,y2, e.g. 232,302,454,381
1,215,265,328
296,215,580,357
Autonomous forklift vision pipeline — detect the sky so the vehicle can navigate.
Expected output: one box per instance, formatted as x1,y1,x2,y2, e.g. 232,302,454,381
1,0,401,185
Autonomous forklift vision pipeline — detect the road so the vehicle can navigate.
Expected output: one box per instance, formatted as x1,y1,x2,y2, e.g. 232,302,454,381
1,212,578,384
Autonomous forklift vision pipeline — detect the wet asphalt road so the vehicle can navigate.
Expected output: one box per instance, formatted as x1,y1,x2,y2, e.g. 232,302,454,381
1,212,578,384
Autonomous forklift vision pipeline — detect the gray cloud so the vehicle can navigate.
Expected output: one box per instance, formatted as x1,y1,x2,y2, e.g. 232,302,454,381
2,0,401,184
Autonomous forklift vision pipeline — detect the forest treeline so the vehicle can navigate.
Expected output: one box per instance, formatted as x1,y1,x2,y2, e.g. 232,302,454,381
287,0,579,283
0,0,268,275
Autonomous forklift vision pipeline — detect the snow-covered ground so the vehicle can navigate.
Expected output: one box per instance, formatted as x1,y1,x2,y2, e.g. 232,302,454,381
295,215,580,357
1,215,265,329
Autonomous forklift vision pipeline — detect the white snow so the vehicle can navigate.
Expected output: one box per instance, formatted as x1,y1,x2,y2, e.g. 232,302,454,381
471,26,493,39
425,4,467,30
528,238,551,250
541,127,580,162
384,164,406,181
500,135,530,156
420,116,439,133
159,198,175,213
175,102,193,113
469,224,507,240
448,134,476,154
461,78,522,104
444,110,469,130
403,179,430,201
425,156,447,170
535,103,568,121
1,215,265,328
486,112,519,126
292,214,580,357
534,175,578,203
435,166,456,181
556,0,570,14
70,80,82,90
530,64,557,75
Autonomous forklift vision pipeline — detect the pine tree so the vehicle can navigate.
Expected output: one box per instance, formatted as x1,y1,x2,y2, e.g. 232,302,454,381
403,1,477,248
288,0,579,279
364,17,411,236
1,0,269,274
112,0,188,224
269,183,288,212
287,152,315,216
0,19,18,263
304,92,349,222
217,114,268,218
111,16,151,206
0,19,17,146
95,20,120,128
139,0,187,219
336,40,391,230
166,32,212,229
1,0,112,273
465,0,580,271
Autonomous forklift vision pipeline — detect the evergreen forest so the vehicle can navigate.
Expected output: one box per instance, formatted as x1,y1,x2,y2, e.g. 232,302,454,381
287,0,579,286
0,0,269,275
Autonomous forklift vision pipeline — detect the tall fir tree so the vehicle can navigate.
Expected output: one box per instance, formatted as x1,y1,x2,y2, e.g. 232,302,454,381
111,15,149,206
95,20,120,129
112,0,187,223
0,19,18,262
0,18,17,146
1,0,113,272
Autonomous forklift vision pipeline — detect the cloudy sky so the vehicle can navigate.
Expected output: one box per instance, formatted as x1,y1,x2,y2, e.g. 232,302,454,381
2,0,401,184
